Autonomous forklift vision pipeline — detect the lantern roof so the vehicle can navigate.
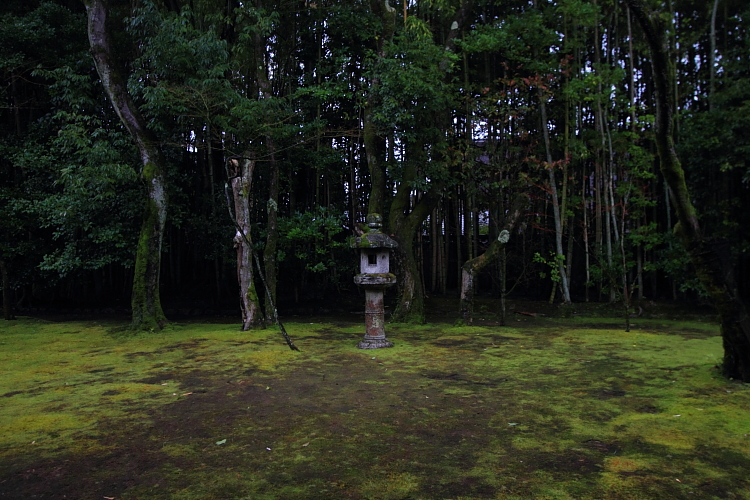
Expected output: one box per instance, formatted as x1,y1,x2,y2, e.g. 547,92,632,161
351,213,398,249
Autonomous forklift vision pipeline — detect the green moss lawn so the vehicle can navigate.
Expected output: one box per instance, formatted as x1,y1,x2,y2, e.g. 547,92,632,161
1,304,749,499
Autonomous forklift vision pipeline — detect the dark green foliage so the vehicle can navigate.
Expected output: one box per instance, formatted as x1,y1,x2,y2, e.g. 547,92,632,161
0,1,142,304
276,208,355,289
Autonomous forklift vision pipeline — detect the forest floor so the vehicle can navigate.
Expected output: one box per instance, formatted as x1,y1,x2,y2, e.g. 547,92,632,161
1,299,748,499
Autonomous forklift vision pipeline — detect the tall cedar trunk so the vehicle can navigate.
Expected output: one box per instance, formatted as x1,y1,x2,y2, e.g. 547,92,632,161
593,1,603,297
562,57,574,297
619,188,632,331
1,260,15,320
709,0,719,111
206,123,222,302
459,194,526,324
628,5,644,301
500,246,507,326
594,14,615,302
363,0,395,216
605,107,618,303
454,194,462,287
464,191,473,261
264,151,280,321
85,0,167,330
431,208,438,292
583,173,591,302
363,116,387,216
627,0,750,381
539,93,571,304
230,157,263,330
255,22,280,322
441,201,449,294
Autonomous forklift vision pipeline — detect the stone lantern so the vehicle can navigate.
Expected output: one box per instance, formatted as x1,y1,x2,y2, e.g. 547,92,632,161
351,214,398,349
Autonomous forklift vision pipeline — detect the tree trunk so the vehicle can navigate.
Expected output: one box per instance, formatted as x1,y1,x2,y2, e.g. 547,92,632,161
1,260,15,320
459,194,526,324
500,246,507,326
263,152,280,322
619,189,632,331
592,6,604,300
636,219,644,300
230,157,263,330
628,4,643,302
386,133,445,323
85,0,167,330
582,170,591,302
391,229,425,324
389,162,445,324
363,113,388,216
431,208,438,292
130,164,168,330
627,0,750,381
363,0,395,217
440,206,447,294
709,0,719,111
251,10,282,321
454,194,463,289
205,123,222,303
539,92,571,304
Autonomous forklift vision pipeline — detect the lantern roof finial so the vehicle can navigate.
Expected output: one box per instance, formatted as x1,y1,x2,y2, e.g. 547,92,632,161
352,213,398,249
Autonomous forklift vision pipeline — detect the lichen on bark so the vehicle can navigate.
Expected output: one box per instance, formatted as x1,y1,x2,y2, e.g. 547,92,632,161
230,156,264,331
130,164,168,331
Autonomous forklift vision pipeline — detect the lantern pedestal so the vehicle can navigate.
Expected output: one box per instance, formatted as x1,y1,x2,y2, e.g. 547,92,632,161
354,275,397,349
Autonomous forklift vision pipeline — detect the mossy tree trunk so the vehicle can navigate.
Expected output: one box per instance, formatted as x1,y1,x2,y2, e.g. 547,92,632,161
459,194,527,324
85,0,167,330
626,0,750,381
1,259,15,320
390,189,444,325
389,142,445,323
230,157,264,330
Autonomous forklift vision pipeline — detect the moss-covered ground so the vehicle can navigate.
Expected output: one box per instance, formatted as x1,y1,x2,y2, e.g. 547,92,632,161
1,301,749,499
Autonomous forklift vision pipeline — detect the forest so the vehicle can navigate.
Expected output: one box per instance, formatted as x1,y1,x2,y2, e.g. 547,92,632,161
2,0,750,376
